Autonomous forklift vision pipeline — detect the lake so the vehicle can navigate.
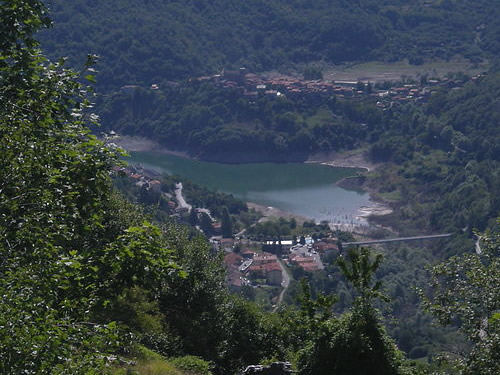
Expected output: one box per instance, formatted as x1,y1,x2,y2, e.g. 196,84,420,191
127,151,372,225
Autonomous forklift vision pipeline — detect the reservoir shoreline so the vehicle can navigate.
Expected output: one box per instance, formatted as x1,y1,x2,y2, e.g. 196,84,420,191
111,135,391,230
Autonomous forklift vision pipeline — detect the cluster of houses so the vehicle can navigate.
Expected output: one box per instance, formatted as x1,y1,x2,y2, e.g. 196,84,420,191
191,67,481,108
224,236,340,290
193,68,360,100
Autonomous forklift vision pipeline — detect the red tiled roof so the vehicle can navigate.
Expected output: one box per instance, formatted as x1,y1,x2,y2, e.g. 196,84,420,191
224,253,243,267
249,261,281,273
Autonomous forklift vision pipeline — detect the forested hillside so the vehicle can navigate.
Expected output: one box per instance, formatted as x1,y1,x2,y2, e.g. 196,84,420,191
37,0,500,235
365,68,500,237
40,0,499,91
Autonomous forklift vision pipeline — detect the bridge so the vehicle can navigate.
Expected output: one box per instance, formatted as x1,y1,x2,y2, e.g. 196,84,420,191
341,233,453,248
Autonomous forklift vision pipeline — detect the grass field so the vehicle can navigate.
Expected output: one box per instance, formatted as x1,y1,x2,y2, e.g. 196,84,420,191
322,58,489,83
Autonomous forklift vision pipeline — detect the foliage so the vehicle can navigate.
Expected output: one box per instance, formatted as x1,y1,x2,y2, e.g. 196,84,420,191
337,247,388,303
365,69,500,238
169,356,213,375
98,82,380,161
0,1,178,372
295,249,405,375
303,66,323,80
246,217,333,240
221,206,233,238
420,223,500,374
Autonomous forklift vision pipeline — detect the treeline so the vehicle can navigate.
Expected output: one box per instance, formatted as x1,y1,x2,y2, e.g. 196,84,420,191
113,171,260,238
39,0,498,91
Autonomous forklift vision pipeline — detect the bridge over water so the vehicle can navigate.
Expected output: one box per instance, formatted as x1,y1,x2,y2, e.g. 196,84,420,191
341,233,453,248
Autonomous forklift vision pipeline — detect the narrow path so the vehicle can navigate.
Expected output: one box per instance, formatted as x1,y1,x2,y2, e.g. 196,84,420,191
273,260,290,312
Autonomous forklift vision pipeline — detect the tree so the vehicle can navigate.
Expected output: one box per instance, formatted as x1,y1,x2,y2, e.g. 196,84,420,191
421,224,500,375
0,1,178,372
200,212,213,236
300,235,306,245
296,248,404,375
221,206,233,238
189,207,199,226
303,66,323,80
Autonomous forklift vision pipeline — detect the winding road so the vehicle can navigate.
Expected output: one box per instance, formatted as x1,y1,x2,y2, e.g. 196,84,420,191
174,182,191,210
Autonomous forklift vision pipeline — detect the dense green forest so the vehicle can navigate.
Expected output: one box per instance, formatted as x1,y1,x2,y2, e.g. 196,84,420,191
98,83,375,161
2,1,500,374
39,0,499,91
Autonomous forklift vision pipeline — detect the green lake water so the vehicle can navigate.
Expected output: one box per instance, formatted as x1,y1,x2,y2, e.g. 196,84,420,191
127,151,372,225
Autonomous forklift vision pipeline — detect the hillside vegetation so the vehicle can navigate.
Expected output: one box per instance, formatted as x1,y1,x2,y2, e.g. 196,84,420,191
2,1,499,374
365,69,500,236
40,0,499,90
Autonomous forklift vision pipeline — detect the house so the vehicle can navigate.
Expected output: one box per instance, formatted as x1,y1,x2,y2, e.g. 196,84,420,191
227,272,242,289
220,238,235,251
253,252,278,265
149,180,162,192
224,253,243,268
248,261,282,285
289,254,320,272
212,222,222,232
313,241,338,254
222,68,247,83
239,259,253,273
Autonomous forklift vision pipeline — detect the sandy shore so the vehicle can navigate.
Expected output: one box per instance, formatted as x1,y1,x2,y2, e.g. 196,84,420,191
357,203,393,218
247,202,310,225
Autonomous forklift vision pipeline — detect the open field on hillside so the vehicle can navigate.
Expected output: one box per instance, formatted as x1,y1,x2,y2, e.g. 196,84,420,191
323,58,489,83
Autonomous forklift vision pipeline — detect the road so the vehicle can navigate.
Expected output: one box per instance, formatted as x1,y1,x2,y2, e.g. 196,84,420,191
273,260,290,312
342,233,453,247
475,236,482,255
174,182,191,210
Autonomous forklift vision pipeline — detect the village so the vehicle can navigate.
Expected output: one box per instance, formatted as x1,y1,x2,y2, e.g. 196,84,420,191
110,161,343,305
189,67,482,109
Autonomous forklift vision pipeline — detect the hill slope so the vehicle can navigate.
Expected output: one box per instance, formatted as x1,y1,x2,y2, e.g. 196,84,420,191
40,0,499,91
